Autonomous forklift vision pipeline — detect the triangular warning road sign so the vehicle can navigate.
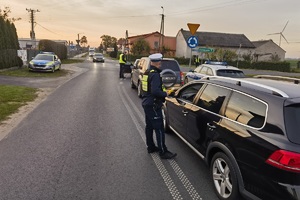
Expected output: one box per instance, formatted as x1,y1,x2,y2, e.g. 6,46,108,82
187,23,200,35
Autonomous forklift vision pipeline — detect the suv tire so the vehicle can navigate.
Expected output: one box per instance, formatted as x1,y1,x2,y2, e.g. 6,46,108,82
210,152,240,200
162,106,171,133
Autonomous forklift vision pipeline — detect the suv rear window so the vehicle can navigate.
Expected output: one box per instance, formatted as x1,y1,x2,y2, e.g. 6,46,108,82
224,91,266,128
284,105,300,144
161,60,180,71
216,69,245,78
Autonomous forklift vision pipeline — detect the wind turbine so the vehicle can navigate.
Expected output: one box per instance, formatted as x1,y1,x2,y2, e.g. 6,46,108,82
268,21,289,47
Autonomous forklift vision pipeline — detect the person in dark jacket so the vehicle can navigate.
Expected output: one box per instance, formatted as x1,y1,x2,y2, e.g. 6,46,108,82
141,53,177,159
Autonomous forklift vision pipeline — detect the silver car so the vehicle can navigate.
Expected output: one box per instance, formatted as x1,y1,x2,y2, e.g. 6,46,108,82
184,61,245,84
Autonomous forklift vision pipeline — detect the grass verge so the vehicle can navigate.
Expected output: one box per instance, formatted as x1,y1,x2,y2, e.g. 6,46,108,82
0,67,69,77
0,85,38,123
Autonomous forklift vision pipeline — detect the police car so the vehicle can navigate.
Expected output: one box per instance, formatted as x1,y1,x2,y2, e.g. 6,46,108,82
28,53,61,73
184,61,245,84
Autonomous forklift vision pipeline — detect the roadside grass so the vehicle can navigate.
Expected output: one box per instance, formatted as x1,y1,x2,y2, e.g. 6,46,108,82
61,59,85,64
0,67,69,77
0,85,38,123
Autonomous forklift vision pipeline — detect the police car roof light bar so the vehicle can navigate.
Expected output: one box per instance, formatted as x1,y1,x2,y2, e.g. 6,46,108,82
205,76,289,98
204,61,227,66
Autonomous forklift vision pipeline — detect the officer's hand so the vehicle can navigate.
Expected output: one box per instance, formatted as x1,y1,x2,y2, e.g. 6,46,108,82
166,89,174,96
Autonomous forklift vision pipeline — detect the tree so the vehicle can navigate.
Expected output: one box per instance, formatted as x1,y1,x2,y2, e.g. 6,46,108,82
80,36,88,47
98,43,104,53
0,6,21,22
242,52,253,62
100,35,117,50
131,39,150,55
209,48,237,61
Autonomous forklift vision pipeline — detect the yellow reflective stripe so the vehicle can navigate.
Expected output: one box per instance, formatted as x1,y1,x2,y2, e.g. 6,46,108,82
142,75,149,92
150,70,155,72
162,85,166,92
119,54,126,64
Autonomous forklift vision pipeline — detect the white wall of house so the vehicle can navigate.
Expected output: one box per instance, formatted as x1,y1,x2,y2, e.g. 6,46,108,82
253,40,285,61
175,31,190,58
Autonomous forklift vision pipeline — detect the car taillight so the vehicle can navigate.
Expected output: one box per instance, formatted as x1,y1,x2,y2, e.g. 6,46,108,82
180,71,184,85
266,150,300,173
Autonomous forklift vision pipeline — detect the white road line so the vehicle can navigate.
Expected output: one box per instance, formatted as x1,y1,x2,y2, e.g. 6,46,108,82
169,159,202,200
118,87,183,200
119,86,202,200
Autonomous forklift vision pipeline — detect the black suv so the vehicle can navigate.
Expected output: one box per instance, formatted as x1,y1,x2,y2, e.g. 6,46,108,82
163,75,300,200
130,57,184,97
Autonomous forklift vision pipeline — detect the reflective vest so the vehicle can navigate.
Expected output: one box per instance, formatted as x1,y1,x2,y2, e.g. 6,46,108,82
142,69,166,95
119,54,126,64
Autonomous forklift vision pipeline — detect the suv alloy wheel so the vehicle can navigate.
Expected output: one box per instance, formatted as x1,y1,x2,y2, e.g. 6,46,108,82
211,152,240,200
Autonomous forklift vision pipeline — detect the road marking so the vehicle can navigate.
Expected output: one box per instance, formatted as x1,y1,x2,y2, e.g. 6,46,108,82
119,86,202,200
118,87,183,200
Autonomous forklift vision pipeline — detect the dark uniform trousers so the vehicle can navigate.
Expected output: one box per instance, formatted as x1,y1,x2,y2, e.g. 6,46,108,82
119,63,125,78
143,104,167,153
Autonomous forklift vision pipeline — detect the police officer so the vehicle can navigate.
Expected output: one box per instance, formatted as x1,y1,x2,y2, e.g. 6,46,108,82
119,51,127,79
141,53,177,159
194,55,200,67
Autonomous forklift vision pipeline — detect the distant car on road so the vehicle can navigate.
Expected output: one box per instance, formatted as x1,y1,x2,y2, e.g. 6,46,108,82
28,53,61,73
184,61,245,84
92,53,105,63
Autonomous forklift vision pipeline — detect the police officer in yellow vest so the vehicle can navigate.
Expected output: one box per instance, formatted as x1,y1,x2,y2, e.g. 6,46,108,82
119,52,127,79
141,53,177,159
194,55,200,67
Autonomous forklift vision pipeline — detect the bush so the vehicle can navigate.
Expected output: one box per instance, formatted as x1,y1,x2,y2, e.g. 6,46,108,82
38,40,67,59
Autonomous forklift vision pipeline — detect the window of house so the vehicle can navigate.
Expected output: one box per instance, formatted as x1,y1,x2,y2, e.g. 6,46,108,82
154,41,159,49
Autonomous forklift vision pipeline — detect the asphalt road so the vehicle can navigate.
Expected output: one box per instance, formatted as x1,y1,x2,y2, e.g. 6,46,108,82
0,58,220,200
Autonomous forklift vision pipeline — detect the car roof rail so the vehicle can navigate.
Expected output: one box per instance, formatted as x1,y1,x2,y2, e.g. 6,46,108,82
204,76,289,98
254,75,300,85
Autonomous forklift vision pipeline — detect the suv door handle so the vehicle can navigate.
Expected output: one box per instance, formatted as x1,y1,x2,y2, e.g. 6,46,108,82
207,123,216,129
182,110,188,114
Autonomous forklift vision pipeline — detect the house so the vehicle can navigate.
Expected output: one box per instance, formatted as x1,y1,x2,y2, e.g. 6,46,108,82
127,31,176,56
18,38,68,49
176,29,255,59
251,40,285,61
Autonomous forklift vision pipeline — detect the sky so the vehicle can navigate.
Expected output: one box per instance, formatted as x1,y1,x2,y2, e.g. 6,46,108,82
1,0,300,58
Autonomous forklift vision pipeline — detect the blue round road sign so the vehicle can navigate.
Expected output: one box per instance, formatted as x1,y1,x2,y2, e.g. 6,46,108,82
187,36,198,48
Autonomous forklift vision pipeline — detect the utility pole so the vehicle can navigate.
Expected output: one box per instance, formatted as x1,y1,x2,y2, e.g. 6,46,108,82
159,6,165,53
26,8,40,40
76,33,84,46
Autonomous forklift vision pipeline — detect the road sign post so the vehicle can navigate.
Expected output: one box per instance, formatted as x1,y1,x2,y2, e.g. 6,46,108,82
187,23,200,68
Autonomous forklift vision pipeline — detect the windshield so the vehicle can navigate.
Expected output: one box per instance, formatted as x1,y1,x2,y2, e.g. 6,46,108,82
284,105,300,144
34,54,53,61
216,69,245,78
94,53,103,56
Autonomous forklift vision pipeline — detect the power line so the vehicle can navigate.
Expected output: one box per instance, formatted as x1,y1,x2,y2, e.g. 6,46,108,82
168,0,261,16
35,22,69,37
